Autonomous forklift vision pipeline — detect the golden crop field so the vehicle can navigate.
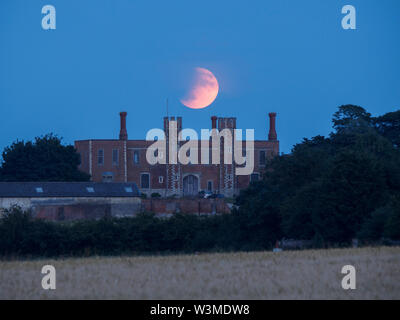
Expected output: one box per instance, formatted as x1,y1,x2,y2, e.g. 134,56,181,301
0,246,399,299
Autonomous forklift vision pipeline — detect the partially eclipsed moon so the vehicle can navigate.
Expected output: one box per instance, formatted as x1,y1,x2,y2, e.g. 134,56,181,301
181,67,219,109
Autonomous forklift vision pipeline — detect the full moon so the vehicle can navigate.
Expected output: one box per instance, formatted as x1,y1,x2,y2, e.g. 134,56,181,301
180,67,219,109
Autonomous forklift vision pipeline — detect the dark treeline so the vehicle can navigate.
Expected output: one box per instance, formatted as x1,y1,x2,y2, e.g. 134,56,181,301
0,134,90,182
0,105,399,257
237,105,400,245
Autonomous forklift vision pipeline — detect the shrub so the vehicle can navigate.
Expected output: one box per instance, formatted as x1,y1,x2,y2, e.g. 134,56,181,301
383,196,400,240
0,207,242,258
151,192,161,198
358,206,391,241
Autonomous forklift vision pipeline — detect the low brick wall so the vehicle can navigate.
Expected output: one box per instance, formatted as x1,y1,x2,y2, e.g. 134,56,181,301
1,197,230,221
34,203,111,221
32,198,142,221
141,198,231,215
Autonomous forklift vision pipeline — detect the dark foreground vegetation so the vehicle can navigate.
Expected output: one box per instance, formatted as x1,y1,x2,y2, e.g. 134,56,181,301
0,105,399,257
236,105,400,245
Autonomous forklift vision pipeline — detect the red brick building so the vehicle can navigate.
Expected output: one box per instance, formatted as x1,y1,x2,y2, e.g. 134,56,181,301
75,112,279,197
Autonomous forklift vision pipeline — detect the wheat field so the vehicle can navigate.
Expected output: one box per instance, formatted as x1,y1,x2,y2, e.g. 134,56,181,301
0,247,399,299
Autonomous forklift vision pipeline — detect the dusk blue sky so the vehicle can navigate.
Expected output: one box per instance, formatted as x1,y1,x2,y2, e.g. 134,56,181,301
1,0,399,155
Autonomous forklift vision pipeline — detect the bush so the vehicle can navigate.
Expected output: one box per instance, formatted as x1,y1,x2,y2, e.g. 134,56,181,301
0,207,243,258
383,196,400,240
151,192,161,198
358,206,391,241
358,195,400,241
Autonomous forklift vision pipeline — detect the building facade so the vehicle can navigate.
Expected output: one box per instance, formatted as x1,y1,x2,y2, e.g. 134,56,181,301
0,182,141,220
75,112,279,197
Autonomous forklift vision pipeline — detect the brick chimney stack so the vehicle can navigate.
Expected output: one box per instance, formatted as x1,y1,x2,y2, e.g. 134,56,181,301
268,112,277,141
211,116,217,129
119,112,128,140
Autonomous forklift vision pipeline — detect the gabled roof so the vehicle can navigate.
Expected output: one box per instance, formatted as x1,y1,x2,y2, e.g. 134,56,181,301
0,182,140,198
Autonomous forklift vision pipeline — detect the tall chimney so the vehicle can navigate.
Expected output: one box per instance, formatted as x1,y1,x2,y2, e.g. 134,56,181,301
119,111,128,140
268,112,277,141
211,116,217,129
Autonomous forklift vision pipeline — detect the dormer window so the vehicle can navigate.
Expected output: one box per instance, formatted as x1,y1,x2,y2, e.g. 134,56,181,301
102,172,114,182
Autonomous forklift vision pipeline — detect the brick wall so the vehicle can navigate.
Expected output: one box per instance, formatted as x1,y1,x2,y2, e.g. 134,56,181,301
0,197,229,220
141,198,231,215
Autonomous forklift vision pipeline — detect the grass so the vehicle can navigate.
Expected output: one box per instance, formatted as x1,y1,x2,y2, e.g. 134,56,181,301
0,246,399,299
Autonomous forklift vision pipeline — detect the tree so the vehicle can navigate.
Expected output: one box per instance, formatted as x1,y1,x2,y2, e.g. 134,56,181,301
332,104,372,134
236,105,400,245
374,110,400,148
0,134,90,181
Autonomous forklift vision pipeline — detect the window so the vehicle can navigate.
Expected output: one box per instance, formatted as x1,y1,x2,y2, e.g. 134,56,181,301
98,149,104,165
125,187,133,193
86,187,95,193
77,152,82,167
207,180,213,192
133,150,140,164
102,172,113,182
140,173,150,189
112,149,119,166
259,150,266,166
35,187,43,193
250,173,260,182
159,176,164,184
